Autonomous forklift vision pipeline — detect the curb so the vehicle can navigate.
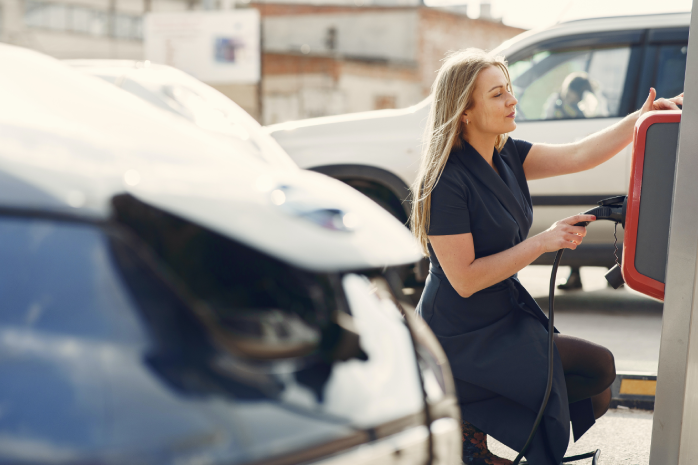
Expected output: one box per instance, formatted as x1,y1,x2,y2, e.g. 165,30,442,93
609,371,656,411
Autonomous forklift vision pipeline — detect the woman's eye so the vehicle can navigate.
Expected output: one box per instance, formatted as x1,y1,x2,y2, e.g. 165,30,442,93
495,94,502,97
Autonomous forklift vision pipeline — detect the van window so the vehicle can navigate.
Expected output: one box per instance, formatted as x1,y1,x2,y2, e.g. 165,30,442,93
509,46,632,121
655,44,687,99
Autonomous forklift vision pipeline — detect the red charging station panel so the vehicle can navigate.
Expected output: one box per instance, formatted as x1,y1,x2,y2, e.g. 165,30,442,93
623,110,682,301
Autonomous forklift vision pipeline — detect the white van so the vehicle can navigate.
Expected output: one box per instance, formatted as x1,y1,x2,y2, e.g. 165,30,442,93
267,12,689,287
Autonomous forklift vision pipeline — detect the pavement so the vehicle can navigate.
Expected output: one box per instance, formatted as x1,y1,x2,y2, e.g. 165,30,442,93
488,408,654,465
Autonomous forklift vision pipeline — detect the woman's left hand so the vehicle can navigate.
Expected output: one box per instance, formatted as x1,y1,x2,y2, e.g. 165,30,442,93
640,88,684,117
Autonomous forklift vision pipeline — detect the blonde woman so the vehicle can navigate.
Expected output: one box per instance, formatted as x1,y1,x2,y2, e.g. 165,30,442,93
412,49,682,465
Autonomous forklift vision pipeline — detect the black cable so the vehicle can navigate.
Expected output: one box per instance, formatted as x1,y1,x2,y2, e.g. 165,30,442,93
512,248,601,465
512,249,562,465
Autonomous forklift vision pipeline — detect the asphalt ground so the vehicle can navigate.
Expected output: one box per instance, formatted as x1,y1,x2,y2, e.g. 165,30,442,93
487,408,654,465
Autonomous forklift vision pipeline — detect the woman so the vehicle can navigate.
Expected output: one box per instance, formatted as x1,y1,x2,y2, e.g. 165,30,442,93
411,49,682,465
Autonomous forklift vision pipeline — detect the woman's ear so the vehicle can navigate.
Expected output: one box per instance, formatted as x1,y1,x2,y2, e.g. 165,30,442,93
461,114,469,125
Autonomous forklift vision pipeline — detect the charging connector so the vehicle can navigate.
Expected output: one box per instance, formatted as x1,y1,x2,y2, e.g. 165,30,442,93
575,196,627,288
576,196,626,227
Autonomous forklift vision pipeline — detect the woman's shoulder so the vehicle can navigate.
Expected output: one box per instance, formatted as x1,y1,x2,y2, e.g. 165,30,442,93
433,157,472,199
501,136,533,165
439,153,473,185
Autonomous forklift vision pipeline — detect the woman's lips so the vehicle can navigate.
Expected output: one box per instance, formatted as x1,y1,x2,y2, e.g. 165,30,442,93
507,112,516,118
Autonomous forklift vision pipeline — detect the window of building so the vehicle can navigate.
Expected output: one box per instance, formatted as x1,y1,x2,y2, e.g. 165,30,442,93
69,6,91,33
24,1,142,40
509,46,632,121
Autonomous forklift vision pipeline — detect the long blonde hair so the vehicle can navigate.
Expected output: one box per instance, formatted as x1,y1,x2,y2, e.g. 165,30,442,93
410,49,512,256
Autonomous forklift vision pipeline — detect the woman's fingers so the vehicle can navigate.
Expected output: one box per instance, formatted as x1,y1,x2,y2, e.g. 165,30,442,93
653,98,681,111
569,226,588,236
641,87,657,115
564,214,596,225
561,238,578,249
669,94,684,105
565,231,585,242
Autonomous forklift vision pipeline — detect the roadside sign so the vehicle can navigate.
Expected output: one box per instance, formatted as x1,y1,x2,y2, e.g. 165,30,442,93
144,10,260,84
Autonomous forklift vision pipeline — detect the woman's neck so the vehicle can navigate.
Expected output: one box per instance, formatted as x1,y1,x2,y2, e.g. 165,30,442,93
464,132,498,169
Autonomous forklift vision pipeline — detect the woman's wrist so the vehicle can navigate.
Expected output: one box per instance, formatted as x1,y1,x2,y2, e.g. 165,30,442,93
527,234,546,256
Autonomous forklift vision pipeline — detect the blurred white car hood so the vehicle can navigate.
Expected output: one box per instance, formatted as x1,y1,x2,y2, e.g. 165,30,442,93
0,44,421,272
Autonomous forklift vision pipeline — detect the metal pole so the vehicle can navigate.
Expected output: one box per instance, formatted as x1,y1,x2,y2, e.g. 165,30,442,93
649,1,698,463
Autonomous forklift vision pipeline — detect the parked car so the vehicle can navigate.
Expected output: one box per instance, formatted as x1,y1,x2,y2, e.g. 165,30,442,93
65,59,297,171
267,12,689,283
0,44,461,465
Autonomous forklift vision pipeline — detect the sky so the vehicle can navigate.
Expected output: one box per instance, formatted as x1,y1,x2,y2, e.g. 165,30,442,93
423,0,693,30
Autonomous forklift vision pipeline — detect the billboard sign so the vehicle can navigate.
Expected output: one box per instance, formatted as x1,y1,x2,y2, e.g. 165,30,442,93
144,10,260,84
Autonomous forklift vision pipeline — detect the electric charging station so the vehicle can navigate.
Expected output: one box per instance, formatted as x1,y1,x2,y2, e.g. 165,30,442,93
537,4,698,462
632,1,698,462
622,110,681,301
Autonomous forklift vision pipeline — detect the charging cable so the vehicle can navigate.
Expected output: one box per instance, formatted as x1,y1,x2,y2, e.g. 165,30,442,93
512,196,626,465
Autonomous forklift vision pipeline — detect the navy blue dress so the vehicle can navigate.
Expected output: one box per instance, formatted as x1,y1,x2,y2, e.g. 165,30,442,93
416,137,595,465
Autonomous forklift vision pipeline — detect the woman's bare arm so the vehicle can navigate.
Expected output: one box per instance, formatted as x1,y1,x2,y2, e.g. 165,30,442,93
429,214,595,297
522,89,683,181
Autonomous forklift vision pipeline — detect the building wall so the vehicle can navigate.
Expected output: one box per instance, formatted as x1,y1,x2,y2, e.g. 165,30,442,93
0,0,525,123
418,8,525,95
263,10,419,63
261,50,421,123
252,0,419,7
257,3,524,124
0,0,186,58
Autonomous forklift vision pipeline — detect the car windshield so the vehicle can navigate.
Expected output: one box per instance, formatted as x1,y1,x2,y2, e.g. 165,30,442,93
72,62,297,170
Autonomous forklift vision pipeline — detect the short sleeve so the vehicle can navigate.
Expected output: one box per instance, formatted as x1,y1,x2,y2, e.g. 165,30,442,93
427,171,470,236
512,138,533,164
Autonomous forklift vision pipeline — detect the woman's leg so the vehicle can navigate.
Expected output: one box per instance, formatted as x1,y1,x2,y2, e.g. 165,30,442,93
554,334,616,418
461,419,512,465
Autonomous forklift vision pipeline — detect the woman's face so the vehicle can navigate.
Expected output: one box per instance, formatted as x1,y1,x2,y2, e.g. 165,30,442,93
463,65,518,137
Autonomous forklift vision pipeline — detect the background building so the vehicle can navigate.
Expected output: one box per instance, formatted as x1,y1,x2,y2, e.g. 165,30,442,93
0,0,524,122
258,2,523,123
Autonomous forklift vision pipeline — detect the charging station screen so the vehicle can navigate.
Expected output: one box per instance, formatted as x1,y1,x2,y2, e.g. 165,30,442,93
635,122,680,283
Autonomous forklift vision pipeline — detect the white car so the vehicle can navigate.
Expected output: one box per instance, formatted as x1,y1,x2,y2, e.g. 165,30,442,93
66,59,297,171
0,45,461,465
267,12,689,286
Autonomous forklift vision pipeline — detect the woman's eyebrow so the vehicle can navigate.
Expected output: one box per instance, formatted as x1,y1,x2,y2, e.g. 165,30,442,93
488,85,504,92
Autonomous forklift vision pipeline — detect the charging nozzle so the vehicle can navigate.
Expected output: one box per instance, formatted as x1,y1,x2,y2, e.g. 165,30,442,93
572,195,628,289
575,195,627,228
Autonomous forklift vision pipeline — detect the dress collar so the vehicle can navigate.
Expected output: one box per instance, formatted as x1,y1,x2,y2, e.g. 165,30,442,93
451,139,531,236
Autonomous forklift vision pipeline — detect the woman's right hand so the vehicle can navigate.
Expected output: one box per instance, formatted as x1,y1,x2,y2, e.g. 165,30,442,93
535,214,596,253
